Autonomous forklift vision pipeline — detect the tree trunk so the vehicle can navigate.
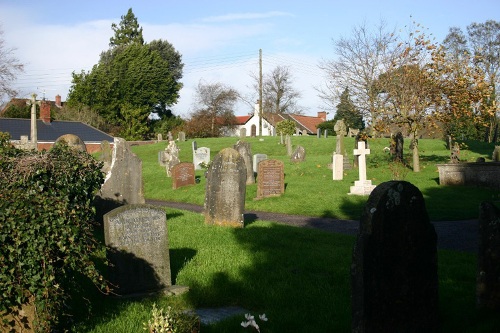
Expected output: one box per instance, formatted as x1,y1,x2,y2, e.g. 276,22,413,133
412,141,420,172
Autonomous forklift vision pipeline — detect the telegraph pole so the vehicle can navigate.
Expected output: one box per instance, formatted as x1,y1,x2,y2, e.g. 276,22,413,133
259,49,263,136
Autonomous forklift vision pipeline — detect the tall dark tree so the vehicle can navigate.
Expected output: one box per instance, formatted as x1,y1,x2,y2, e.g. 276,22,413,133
333,87,365,130
67,9,183,139
109,8,144,47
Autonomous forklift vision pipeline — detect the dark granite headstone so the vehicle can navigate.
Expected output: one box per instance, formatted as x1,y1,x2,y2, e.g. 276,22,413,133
256,159,285,199
290,145,306,162
234,140,255,184
172,162,195,189
351,181,439,333
204,148,246,227
477,201,500,311
394,132,404,162
104,204,172,295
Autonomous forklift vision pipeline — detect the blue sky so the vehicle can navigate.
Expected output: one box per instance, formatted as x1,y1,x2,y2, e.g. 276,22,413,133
1,0,499,118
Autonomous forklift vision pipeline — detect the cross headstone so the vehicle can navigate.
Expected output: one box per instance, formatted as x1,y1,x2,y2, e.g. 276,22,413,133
104,204,187,296
204,148,246,227
290,145,306,163
334,119,347,154
351,181,439,332
349,141,376,195
234,140,255,184
256,159,285,199
353,132,367,169
477,201,500,311
252,153,268,174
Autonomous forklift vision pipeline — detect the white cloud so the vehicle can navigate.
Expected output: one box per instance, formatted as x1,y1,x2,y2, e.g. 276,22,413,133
201,11,293,23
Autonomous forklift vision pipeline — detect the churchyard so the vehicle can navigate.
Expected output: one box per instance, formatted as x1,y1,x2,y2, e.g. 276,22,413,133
4,134,500,332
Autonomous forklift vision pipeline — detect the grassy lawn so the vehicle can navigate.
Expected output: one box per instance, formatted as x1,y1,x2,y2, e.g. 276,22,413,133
72,136,500,332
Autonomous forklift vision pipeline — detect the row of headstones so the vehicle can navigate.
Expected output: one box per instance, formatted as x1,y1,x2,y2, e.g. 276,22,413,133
101,177,500,329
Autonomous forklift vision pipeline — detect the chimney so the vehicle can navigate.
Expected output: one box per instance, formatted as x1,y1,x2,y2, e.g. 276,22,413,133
40,100,51,123
317,111,327,121
55,94,62,108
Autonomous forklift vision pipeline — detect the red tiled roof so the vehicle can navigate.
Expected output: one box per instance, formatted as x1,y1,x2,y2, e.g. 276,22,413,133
235,115,252,125
289,114,325,134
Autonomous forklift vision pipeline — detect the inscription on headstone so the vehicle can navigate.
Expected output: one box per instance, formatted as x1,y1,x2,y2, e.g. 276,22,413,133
193,147,210,170
104,205,172,295
256,159,285,199
351,181,439,332
204,148,246,227
172,162,195,189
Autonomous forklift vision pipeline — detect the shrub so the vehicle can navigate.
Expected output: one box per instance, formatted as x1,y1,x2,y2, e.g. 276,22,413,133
276,120,296,136
0,136,107,332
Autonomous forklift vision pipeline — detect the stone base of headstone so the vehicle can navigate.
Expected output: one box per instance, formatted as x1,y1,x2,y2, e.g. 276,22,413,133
349,180,376,196
332,154,343,180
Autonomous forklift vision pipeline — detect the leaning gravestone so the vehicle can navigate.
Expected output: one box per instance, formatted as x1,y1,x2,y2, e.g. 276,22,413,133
171,162,195,190
234,140,255,184
351,181,439,333
98,137,145,205
204,148,246,227
104,204,186,296
477,201,500,311
290,145,306,162
252,153,268,174
256,159,285,199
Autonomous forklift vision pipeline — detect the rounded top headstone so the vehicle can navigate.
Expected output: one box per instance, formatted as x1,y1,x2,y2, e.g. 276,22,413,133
54,134,86,152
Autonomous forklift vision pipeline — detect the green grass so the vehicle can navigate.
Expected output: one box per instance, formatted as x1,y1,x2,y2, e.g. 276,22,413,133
69,136,500,332
133,136,498,221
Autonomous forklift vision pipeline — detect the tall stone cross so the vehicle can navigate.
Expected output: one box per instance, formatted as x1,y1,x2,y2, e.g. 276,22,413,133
353,141,370,181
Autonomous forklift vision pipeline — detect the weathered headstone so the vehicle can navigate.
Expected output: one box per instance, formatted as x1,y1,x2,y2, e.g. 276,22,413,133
178,131,186,142
167,131,173,141
351,181,439,333
334,119,347,154
450,142,460,163
477,201,500,311
204,148,246,227
290,145,306,163
157,133,163,141
252,153,268,173
171,162,195,189
98,137,145,205
317,128,321,138
234,140,255,184
54,134,86,152
324,129,328,138
349,141,376,195
239,127,247,138
256,159,285,200
104,204,177,295
492,146,500,162
163,140,180,177
193,147,210,170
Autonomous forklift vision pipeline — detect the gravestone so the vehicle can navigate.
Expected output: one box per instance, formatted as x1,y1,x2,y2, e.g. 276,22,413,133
157,133,163,141
317,128,321,138
240,127,247,138
450,142,460,163
100,140,112,174
167,131,173,141
252,153,268,174
178,131,186,142
193,147,210,170
349,141,376,195
351,181,439,333
256,159,285,199
353,132,367,169
280,132,284,145
332,153,343,180
290,145,306,162
204,148,246,227
324,129,328,138
492,146,500,162
172,162,195,189
477,201,500,311
104,204,181,295
334,119,347,154
54,134,86,152
234,140,255,184
98,137,145,205
162,140,180,177
285,135,292,156
394,132,404,162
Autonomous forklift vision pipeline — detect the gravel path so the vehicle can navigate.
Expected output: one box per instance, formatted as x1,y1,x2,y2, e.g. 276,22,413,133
146,199,478,253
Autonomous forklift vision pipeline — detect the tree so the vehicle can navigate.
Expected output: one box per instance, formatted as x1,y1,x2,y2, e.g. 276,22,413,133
260,65,301,114
319,20,398,134
333,87,365,130
276,119,297,136
186,81,238,138
109,8,144,47
0,26,24,104
67,9,183,139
